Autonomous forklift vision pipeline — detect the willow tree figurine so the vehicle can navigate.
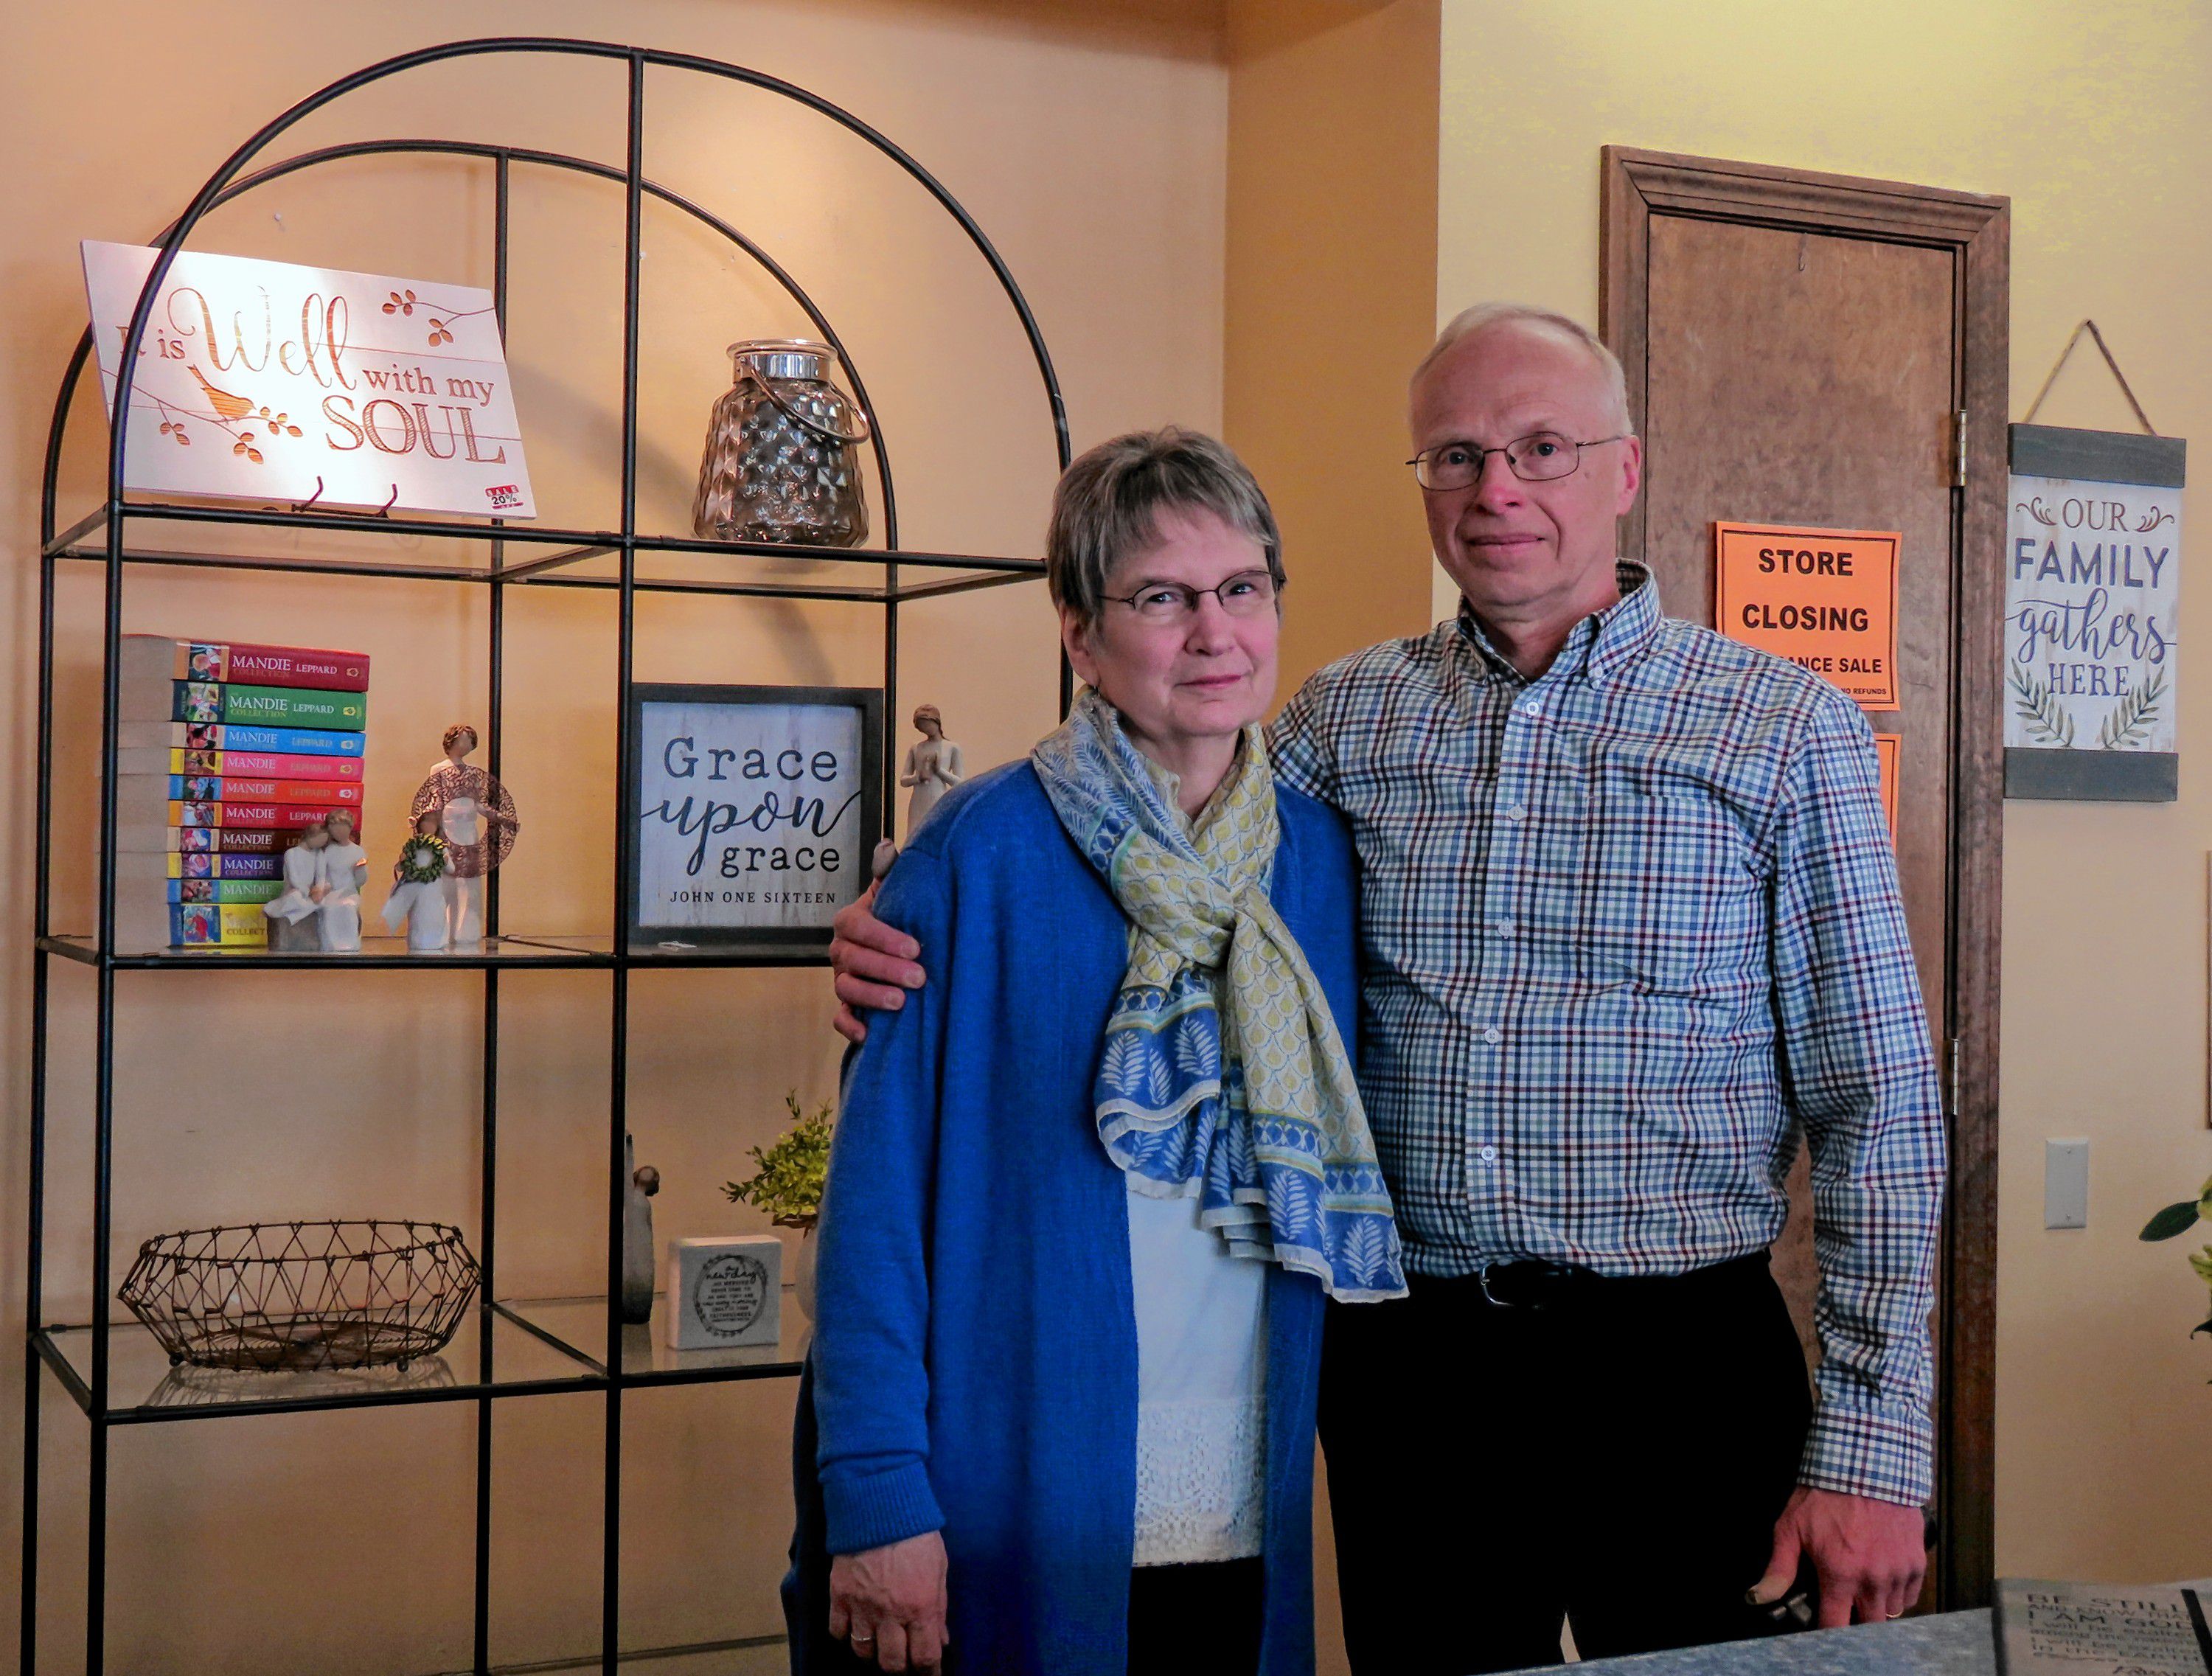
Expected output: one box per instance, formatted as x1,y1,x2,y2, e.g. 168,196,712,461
898,703,964,835
262,818,331,953
408,723,520,947
381,812,453,952
316,810,369,953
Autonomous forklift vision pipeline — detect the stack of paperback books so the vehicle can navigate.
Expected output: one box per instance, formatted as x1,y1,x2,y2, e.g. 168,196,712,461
109,637,370,949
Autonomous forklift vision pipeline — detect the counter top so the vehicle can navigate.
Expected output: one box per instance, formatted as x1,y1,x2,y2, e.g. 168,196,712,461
1551,1610,1993,1675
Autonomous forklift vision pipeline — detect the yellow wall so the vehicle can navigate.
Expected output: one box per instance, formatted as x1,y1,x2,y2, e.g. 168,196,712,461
1224,0,1441,696
1433,0,2212,1582
0,3,1228,1668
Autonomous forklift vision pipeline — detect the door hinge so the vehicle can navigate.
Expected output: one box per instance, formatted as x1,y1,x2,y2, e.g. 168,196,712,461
1954,409,1969,488
1948,1037,1964,1117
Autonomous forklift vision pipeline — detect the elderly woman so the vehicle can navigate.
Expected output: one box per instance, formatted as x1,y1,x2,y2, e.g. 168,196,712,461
783,429,1404,1676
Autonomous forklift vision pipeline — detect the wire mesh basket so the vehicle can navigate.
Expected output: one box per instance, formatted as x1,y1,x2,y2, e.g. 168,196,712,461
118,1220,480,1372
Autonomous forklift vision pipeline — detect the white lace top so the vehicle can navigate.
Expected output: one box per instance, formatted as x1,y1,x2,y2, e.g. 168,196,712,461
1127,1181,1268,1565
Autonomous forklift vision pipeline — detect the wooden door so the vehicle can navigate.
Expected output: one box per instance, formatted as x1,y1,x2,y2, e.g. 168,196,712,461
1602,148,2008,1612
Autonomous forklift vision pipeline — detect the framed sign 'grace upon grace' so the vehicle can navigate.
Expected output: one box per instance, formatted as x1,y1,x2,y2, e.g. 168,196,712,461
623,684,884,951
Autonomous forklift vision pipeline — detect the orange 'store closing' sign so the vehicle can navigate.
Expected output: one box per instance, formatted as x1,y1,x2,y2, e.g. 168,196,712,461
1872,734,1900,844
1714,522,1901,710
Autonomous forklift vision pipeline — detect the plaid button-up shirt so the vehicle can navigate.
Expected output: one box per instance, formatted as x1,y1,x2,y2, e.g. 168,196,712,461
1269,563,1945,1506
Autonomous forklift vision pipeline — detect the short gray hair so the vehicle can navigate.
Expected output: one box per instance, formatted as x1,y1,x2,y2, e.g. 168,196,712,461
1412,302,1634,436
1046,428,1284,623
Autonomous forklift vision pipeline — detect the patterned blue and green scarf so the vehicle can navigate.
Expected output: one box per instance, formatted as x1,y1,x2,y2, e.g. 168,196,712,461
1032,689,1405,1301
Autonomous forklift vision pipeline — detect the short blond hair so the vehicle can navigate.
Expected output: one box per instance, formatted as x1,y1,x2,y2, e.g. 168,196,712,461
1413,302,1633,436
1046,428,1283,625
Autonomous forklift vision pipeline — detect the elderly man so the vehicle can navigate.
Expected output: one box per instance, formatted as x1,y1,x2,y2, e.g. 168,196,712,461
832,303,1944,1674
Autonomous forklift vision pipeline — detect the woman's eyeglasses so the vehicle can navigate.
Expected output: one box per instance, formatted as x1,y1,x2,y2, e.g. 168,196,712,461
1102,569,1280,624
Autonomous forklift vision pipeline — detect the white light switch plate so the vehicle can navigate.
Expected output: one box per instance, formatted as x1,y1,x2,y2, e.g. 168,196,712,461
2045,1139,2089,1229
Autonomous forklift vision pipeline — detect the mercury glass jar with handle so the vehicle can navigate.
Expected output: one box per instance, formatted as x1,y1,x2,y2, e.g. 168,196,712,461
690,338,872,548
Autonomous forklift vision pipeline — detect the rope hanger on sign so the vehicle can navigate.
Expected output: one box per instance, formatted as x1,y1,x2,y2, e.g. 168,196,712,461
2021,319,2160,435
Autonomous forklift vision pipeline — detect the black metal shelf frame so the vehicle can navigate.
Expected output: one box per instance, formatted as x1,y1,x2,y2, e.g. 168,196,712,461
25,36,1074,1676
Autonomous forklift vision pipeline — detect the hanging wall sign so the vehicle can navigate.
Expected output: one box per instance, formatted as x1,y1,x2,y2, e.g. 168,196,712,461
624,684,883,950
1713,521,1901,709
81,240,536,518
2004,424,2185,801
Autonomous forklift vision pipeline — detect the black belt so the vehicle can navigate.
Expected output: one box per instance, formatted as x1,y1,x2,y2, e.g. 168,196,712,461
1463,1249,1771,1310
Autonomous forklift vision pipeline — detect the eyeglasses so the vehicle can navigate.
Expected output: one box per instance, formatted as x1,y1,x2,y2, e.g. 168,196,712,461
1102,568,1279,623
1408,431,1627,491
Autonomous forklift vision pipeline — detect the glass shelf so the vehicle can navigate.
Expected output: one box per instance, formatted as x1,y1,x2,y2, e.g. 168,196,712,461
46,500,1045,601
34,1302,603,1425
41,932,613,970
497,1292,810,1388
41,933,832,971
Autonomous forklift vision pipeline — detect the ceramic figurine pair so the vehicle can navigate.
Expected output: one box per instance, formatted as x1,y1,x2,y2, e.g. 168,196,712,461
262,812,369,952
382,724,520,950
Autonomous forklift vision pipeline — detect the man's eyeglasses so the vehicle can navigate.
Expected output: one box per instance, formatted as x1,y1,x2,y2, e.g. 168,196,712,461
1102,568,1279,624
1408,431,1628,492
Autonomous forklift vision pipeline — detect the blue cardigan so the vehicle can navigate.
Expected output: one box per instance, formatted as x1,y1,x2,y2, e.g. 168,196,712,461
784,761,1360,1676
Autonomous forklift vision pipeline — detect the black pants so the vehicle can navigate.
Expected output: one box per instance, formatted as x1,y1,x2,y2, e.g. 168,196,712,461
1127,1557,1264,1675
1318,1251,1812,1675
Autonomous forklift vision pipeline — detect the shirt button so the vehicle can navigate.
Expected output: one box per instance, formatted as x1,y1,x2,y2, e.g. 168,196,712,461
1481,1026,1502,1046
1505,804,1527,823
1478,1144,1498,1164
1523,700,1543,717
1495,919,1516,937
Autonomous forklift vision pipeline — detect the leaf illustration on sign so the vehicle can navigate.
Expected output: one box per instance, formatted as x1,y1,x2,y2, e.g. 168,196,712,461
2136,505,2176,532
2098,664,2168,750
2014,496,2059,527
2008,664,2076,747
381,285,489,349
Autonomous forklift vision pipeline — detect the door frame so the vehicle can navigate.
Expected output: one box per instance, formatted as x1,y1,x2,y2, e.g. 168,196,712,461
1599,145,2008,1610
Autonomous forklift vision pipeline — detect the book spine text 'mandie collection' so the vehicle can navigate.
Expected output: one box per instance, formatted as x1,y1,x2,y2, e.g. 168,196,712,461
143,776,365,807
118,636,370,692
116,722,366,758
118,748,364,781
128,679,368,731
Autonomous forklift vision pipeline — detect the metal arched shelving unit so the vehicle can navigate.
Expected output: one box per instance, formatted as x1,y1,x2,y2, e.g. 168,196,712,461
26,36,1074,1675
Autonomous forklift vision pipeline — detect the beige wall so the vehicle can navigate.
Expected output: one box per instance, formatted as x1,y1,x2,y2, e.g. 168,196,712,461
1224,0,1441,697
0,3,1227,1669
1433,0,2212,1582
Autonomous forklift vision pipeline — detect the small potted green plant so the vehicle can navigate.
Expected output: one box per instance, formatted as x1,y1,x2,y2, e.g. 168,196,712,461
727,1091,835,1317
2139,1176,2212,1357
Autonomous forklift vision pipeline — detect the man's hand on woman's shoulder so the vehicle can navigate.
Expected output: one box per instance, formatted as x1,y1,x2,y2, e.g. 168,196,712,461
830,880,928,1045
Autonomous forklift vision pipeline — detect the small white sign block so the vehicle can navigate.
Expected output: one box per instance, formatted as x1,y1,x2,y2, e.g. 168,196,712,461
665,1235,782,1351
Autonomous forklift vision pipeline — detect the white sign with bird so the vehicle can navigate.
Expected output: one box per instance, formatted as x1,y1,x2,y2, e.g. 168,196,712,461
82,240,536,519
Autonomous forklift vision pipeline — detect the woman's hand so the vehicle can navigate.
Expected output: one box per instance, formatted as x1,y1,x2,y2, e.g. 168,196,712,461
829,1531,948,1671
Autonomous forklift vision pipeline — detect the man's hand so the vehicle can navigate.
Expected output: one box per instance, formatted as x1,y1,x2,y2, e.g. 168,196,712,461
1753,1486,1927,1627
830,881,926,1045
829,1531,949,1671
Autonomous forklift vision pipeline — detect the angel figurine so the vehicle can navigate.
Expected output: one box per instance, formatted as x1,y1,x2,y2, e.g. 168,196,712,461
380,811,453,952
262,819,331,953
408,723,520,947
899,704,964,835
316,809,369,953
